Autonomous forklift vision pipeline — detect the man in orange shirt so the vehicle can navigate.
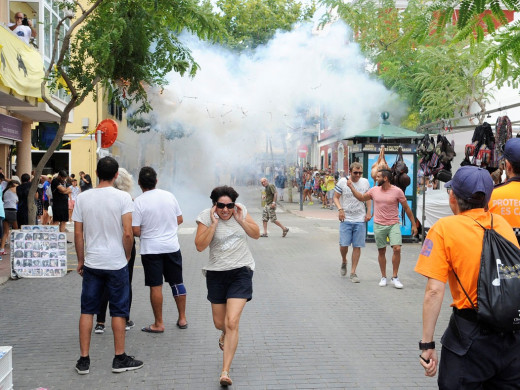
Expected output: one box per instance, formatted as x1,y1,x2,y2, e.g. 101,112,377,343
415,166,520,388
488,138,520,244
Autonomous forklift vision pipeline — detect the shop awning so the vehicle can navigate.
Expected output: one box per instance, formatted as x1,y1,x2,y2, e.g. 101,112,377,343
0,24,44,99
350,123,422,139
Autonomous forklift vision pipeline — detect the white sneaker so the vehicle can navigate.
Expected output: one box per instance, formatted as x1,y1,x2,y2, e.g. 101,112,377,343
391,277,403,289
378,277,387,287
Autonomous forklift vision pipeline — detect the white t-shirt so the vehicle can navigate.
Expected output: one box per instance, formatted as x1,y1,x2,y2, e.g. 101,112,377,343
334,177,370,223
72,187,134,270
196,203,255,273
8,24,31,44
132,189,182,255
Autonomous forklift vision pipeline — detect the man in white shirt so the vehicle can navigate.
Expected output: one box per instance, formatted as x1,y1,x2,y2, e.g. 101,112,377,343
73,156,143,375
8,12,36,44
333,162,372,283
133,166,187,333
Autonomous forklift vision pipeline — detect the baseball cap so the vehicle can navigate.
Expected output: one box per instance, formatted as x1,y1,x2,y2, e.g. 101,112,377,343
502,138,520,163
444,166,494,205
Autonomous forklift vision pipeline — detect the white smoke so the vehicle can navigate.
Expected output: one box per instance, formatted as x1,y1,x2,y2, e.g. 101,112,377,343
129,21,406,218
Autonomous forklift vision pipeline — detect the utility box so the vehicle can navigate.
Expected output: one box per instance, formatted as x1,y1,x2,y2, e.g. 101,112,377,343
0,346,13,390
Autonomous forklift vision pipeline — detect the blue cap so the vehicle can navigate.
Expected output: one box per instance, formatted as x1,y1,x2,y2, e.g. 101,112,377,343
503,138,520,163
444,166,494,204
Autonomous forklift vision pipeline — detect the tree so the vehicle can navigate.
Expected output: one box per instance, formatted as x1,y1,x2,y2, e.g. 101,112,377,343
213,0,316,51
28,0,222,223
408,0,520,87
320,0,492,126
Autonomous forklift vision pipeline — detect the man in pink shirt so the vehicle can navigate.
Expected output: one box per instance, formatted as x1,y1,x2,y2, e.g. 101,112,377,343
347,169,417,288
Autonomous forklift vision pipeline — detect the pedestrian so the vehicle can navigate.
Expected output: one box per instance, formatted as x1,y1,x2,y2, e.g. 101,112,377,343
414,165,520,387
275,172,286,202
333,162,372,282
194,185,260,386
488,138,520,244
1,181,18,254
325,170,336,209
68,178,80,221
347,168,417,288
94,168,136,335
51,170,72,233
8,11,36,44
41,174,52,225
73,156,143,375
79,171,92,192
16,173,31,227
260,177,289,237
132,166,187,333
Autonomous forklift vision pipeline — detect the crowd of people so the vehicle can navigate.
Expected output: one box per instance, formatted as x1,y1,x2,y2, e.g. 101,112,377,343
0,168,93,260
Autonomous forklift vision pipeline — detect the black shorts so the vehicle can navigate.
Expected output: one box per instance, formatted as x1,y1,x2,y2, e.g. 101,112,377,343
43,200,50,210
206,266,253,304
141,250,183,287
52,206,69,222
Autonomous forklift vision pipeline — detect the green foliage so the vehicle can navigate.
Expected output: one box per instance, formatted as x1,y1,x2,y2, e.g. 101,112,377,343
320,0,492,124
214,0,316,51
50,0,222,114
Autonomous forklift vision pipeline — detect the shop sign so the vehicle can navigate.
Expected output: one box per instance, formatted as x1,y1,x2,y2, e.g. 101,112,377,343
0,113,22,141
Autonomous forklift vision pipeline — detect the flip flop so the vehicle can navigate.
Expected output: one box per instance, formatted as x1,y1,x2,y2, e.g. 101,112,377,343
260,233,268,237
176,321,188,329
141,326,164,333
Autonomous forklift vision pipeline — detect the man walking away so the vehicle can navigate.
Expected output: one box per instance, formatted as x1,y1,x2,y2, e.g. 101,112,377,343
333,163,372,282
73,156,143,375
260,177,289,237
488,138,520,244
415,166,520,387
348,169,417,288
133,167,187,333
51,170,72,233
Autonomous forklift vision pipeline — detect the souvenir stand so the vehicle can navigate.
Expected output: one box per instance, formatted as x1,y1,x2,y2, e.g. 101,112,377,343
346,123,423,242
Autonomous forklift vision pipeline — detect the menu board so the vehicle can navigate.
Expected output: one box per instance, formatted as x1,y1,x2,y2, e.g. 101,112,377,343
11,225,67,278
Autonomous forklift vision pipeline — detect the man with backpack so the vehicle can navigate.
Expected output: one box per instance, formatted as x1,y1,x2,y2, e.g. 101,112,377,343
488,138,520,245
415,166,520,388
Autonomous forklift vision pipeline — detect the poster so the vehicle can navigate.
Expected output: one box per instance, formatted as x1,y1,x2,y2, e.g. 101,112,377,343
11,225,67,278
366,152,415,237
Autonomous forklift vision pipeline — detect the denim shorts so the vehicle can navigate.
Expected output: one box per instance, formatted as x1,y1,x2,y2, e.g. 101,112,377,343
141,250,183,287
339,221,366,248
81,265,129,318
206,266,253,304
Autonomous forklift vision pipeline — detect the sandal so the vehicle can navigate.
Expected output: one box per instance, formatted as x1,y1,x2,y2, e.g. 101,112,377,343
260,233,268,237
219,331,225,351
219,371,232,386
282,228,289,237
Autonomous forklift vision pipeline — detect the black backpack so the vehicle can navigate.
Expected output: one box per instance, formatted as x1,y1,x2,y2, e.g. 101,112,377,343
453,215,520,331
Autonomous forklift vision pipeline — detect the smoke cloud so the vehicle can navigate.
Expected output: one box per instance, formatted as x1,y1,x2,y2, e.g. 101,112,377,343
127,21,405,218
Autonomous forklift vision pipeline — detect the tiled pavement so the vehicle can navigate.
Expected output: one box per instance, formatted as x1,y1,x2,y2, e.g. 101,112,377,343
0,186,451,389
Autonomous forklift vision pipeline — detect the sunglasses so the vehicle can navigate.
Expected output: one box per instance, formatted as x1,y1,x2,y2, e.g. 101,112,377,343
216,202,235,209
351,171,362,175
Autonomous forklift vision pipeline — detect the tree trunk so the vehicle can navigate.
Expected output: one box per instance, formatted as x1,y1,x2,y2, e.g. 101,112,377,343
27,108,74,225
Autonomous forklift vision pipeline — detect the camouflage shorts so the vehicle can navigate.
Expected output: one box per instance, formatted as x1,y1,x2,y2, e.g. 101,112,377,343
262,205,277,222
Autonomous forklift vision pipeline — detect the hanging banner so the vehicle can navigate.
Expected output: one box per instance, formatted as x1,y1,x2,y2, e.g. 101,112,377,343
0,25,44,99
11,225,67,278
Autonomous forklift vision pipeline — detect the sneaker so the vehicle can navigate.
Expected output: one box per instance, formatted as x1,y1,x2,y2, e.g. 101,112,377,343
391,277,404,289
125,320,135,331
94,323,105,334
378,277,387,287
340,263,347,276
350,273,360,283
308,201,314,205
75,356,90,375
112,353,144,373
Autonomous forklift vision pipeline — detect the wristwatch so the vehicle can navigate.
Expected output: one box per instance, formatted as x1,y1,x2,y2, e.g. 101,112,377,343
338,209,344,212
419,341,435,350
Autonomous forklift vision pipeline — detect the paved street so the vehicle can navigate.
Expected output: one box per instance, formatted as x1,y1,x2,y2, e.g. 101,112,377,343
0,186,452,389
